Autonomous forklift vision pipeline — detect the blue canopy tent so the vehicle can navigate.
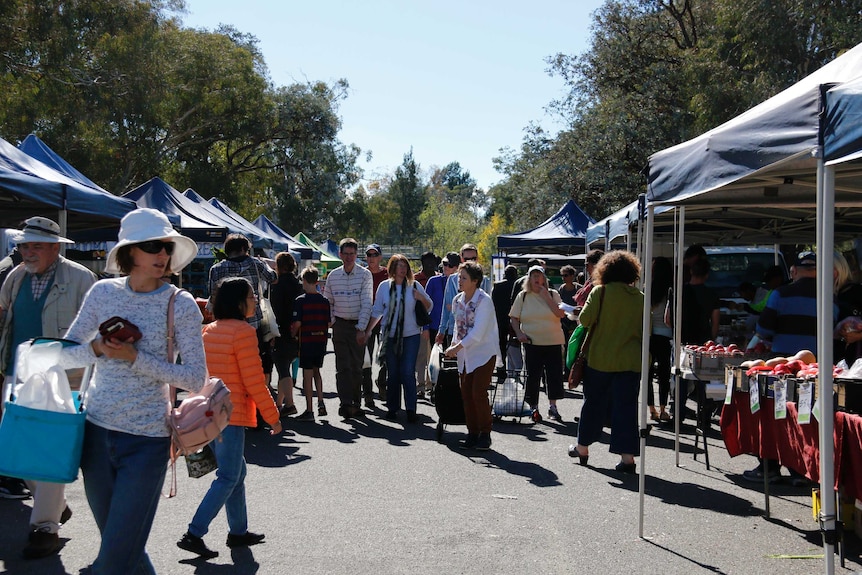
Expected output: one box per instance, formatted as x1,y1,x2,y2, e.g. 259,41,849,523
231,212,313,261
182,189,281,251
123,177,227,244
0,136,136,235
497,199,594,254
18,134,108,194
322,239,340,258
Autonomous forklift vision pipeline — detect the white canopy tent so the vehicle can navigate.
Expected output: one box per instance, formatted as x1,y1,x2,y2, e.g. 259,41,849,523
640,42,862,574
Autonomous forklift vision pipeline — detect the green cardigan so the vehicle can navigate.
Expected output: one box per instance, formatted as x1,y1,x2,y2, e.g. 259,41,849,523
579,283,644,373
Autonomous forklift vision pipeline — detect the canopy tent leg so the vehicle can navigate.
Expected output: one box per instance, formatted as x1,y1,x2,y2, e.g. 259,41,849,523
672,207,685,466
638,203,655,539
818,159,837,575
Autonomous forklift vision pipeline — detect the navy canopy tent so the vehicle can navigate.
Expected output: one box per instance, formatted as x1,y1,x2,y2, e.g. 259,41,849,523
182,189,281,250
123,177,227,243
251,214,315,260
0,136,136,233
18,134,109,194
497,199,594,253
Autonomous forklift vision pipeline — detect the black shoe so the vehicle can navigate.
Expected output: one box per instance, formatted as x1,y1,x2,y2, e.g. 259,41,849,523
295,410,315,421
177,532,219,559
475,432,492,451
615,461,637,474
385,410,398,421
279,404,298,418
406,410,418,423
60,505,72,525
0,477,30,500
417,390,425,399
459,433,479,450
568,445,589,466
22,529,60,559
226,531,265,548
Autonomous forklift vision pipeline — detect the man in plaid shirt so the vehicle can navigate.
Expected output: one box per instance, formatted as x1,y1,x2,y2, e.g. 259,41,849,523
208,234,278,380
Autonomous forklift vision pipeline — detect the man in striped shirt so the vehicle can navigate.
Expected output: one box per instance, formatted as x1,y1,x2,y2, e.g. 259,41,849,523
323,238,373,419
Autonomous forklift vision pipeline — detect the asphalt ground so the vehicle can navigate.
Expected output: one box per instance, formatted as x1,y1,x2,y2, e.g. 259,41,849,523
2,347,862,575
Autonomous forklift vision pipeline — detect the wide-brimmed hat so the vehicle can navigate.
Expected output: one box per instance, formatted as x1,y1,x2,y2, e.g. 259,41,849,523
17,216,73,244
105,208,198,274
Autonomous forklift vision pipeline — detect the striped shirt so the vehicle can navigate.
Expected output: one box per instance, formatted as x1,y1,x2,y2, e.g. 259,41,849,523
323,264,373,330
756,277,835,356
293,292,331,344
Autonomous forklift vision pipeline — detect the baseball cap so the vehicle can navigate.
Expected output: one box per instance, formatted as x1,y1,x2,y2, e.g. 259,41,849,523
795,251,816,267
365,243,382,256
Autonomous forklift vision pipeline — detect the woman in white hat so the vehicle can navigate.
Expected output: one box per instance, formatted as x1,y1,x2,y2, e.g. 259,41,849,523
60,208,206,575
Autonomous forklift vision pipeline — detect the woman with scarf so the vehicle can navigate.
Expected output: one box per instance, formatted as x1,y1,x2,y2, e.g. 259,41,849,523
366,254,432,423
444,262,499,451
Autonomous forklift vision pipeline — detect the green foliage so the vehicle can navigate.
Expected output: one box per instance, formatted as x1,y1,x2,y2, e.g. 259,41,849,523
494,0,862,228
0,0,362,237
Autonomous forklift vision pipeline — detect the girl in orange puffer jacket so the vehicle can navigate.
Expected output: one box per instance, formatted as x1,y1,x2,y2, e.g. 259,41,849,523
177,277,282,559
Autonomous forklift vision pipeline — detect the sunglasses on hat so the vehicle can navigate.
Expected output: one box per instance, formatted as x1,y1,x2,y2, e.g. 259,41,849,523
136,240,176,255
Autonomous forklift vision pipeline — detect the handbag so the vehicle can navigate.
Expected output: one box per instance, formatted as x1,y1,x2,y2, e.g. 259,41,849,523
0,338,92,483
165,288,233,497
252,262,280,342
185,444,218,478
415,299,432,327
568,288,605,389
259,295,280,342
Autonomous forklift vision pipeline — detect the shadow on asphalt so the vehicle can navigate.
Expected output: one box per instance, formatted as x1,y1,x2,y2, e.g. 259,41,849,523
431,436,562,487
0,500,72,575
593,467,760,517
178,544,261,573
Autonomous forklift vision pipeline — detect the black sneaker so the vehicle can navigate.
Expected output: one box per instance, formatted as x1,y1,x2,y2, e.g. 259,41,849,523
0,477,30,500
459,434,478,450
23,528,60,560
177,532,219,559
317,403,327,417
295,410,315,421
60,505,72,525
279,404,298,418
475,433,492,451
226,531,265,548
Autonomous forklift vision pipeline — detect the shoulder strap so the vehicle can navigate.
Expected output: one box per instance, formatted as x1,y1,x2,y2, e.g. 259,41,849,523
165,285,183,499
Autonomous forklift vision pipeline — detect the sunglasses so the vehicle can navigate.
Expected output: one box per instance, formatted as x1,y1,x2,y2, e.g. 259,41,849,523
136,240,176,255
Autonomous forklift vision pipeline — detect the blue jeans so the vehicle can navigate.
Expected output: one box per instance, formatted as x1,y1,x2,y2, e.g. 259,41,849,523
576,366,640,456
80,421,170,575
385,334,420,412
189,425,248,538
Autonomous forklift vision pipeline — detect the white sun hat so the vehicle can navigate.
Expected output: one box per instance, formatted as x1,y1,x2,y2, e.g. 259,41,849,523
105,208,198,274
16,216,74,244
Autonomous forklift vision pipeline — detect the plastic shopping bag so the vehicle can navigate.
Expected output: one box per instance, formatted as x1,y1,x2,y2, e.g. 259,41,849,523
428,343,443,384
12,340,76,414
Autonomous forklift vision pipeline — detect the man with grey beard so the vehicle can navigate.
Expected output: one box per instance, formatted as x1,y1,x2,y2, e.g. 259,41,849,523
0,216,96,559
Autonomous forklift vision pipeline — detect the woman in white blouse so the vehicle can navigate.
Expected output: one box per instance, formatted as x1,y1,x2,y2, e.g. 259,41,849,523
444,261,499,451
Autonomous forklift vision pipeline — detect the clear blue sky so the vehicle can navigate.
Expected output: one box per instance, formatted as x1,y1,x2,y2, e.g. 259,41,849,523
178,0,605,191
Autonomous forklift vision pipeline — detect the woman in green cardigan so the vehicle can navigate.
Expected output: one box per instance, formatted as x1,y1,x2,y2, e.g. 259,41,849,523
568,251,644,474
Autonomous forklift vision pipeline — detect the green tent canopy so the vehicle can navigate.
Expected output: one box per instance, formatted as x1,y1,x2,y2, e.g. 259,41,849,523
295,232,341,273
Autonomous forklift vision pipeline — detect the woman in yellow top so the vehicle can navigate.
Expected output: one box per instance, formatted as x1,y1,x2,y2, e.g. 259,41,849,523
509,265,567,422
568,251,643,474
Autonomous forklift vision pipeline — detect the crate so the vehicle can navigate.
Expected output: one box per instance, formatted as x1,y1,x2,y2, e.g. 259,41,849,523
835,378,862,414
757,373,796,402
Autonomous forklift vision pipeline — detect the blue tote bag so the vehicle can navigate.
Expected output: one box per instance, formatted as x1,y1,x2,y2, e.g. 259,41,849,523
0,338,91,483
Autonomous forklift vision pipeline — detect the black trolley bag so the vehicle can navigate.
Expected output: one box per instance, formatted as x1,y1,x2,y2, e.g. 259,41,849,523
434,354,466,442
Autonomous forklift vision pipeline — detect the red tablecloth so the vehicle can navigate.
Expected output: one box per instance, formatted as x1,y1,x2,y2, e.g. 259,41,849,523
719,392,852,492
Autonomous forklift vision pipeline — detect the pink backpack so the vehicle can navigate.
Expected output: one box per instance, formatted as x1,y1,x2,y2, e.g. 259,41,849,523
164,288,234,497
169,376,233,456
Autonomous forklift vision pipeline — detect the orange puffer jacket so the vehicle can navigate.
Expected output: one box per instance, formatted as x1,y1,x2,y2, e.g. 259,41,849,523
202,319,279,428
